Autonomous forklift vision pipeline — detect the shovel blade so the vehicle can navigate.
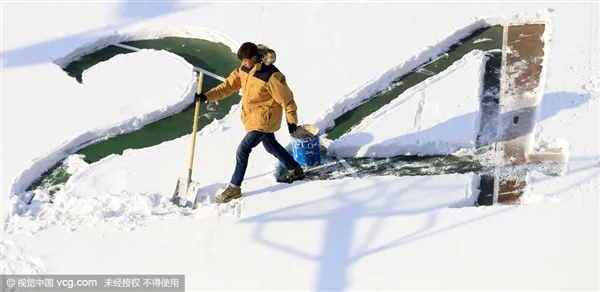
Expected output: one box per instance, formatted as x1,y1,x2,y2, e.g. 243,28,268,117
171,177,202,208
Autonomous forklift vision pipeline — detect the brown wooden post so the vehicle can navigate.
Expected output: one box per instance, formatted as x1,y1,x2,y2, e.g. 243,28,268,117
495,23,547,205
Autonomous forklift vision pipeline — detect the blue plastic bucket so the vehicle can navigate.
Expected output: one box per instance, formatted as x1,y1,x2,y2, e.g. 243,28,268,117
290,124,321,167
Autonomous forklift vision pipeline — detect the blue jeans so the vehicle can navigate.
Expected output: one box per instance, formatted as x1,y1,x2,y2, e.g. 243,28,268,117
231,131,300,187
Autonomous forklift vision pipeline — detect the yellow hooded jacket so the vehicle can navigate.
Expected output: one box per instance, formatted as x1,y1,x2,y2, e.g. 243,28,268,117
204,63,298,133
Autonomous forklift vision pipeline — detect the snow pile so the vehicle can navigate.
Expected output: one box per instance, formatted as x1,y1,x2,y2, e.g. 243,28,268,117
197,118,232,137
7,187,243,236
8,49,198,198
533,136,569,154
527,136,570,176
0,240,45,274
14,154,92,205
328,50,486,158
6,191,193,234
63,154,90,176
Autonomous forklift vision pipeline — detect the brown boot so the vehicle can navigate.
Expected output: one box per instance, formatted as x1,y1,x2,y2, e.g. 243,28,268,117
279,166,305,183
214,185,242,203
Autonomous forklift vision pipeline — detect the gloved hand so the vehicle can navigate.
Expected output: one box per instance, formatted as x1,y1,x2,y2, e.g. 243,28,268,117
287,123,298,134
194,92,208,103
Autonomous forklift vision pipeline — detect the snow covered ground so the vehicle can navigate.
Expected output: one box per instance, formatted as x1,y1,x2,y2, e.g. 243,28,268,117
2,48,197,205
328,50,486,157
2,1,599,291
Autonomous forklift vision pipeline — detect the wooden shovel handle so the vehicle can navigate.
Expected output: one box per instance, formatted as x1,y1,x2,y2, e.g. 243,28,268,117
188,72,204,173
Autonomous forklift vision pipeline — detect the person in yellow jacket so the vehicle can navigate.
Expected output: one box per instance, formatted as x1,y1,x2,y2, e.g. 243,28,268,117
194,42,304,203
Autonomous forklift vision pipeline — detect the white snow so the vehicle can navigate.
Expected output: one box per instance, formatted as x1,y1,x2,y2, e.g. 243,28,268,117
7,174,481,290
2,2,599,291
328,50,486,157
473,37,492,43
2,49,197,208
0,240,45,274
313,9,554,135
534,136,570,154
7,174,478,235
63,154,90,177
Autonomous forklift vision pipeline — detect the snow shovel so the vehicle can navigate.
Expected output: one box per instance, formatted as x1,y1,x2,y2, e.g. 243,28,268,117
171,71,205,208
